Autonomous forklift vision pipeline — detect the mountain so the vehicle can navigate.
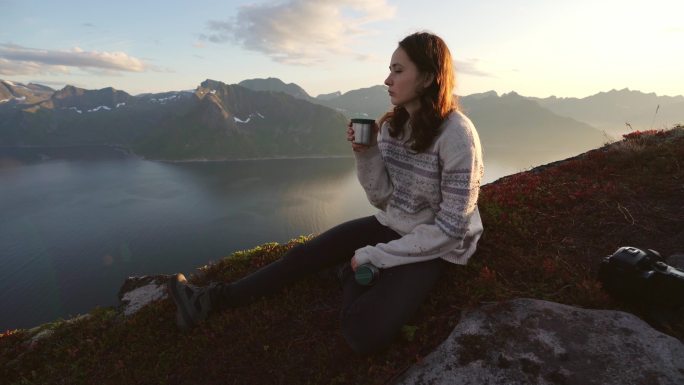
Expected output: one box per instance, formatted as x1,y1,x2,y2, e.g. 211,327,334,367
135,79,349,159
3,77,678,163
314,85,392,120
532,88,684,136
239,78,391,119
460,91,606,160
0,83,195,147
307,83,605,163
0,79,349,160
44,85,134,111
315,91,342,101
0,80,54,105
238,77,314,102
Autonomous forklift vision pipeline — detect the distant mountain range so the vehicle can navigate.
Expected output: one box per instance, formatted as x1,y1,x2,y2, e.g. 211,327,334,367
531,89,684,135
0,79,348,160
236,77,683,136
460,91,602,151
1,78,682,161
238,77,391,120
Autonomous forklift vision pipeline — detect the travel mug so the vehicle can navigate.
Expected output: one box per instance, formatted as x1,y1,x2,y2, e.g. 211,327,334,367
351,118,375,145
355,264,380,286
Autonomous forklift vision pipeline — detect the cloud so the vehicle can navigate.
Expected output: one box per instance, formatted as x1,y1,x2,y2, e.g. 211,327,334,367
201,0,396,65
0,43,150,76
455,59,495,78
0,58,69,76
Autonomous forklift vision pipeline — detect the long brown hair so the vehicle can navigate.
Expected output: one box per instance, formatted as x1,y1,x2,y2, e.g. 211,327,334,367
380,32,458,152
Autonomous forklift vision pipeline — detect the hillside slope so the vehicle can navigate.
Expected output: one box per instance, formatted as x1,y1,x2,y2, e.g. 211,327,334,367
1,126,682,384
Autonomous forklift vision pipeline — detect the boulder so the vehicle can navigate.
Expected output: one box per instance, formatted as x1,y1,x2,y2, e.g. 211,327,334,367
667,253,684,269
117,275,170,317
395,298,684,385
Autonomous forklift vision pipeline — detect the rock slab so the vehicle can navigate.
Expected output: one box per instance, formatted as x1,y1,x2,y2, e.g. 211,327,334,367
118,275,170,316
395,298,684,385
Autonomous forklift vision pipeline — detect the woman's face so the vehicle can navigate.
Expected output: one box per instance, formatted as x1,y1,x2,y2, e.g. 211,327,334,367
384,47,431,115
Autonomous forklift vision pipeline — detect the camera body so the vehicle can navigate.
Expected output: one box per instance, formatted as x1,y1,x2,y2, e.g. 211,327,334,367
599,246,684,308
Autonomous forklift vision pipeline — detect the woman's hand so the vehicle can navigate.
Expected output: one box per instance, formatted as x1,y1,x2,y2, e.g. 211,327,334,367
347,121,379,152
350,256,359,272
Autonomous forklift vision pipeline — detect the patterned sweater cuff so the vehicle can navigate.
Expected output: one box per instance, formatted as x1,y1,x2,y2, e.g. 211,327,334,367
353,246,374,266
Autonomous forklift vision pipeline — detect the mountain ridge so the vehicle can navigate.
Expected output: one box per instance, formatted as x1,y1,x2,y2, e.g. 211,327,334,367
0,78,350,160
238,77,313,102
2,77,682,162
531,88,684,135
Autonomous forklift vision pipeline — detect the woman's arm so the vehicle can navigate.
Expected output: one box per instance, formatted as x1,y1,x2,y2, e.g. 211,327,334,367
349,122,394,210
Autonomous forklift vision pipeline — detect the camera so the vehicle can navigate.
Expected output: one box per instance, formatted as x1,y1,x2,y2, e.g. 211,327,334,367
598,246,684,308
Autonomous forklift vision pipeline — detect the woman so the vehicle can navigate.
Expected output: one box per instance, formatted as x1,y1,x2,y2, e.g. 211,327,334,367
168,31,484,355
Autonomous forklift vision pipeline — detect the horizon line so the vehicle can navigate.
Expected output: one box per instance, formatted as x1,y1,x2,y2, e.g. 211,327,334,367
1,78,682,100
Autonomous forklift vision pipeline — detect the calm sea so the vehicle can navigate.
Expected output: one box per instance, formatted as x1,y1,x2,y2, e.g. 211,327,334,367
0,145,557,330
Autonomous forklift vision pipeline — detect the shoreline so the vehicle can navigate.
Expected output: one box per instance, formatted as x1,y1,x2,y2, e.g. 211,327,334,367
0,143,131,149
155,154,354,163
0,145,354,163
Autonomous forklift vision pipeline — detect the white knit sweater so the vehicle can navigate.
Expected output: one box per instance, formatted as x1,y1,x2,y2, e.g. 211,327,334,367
353,110,484,268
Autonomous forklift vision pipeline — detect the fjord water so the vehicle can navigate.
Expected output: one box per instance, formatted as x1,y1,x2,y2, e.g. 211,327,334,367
0,146,539,331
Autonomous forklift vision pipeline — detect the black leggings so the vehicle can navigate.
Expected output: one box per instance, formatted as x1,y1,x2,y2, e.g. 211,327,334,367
216,215,446,354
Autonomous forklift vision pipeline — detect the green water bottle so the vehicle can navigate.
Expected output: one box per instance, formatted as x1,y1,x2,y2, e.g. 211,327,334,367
355,264,380,286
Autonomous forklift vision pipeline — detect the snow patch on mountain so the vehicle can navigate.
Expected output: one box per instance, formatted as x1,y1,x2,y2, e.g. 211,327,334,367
88,106,111,112
233,112,266,124
149,94,182,104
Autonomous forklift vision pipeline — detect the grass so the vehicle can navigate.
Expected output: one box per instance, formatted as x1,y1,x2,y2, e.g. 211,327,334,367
2,125,683,384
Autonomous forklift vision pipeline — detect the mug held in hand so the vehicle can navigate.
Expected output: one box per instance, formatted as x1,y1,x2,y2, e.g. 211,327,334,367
355,264,380,286
351,119,375,145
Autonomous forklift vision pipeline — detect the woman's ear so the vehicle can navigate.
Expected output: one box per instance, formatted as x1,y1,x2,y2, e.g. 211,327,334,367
421,72,435,88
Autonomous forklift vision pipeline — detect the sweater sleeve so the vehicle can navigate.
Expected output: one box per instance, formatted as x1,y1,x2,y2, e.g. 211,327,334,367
354,125,394,210
353,123,483,268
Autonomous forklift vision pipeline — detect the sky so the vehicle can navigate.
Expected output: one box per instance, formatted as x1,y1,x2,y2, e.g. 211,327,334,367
1,0,683,98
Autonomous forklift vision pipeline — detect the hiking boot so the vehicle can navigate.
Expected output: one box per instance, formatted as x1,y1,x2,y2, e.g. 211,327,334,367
167,273,213,331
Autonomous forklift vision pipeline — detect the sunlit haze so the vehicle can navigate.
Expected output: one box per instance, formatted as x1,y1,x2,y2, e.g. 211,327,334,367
1,0,683,98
